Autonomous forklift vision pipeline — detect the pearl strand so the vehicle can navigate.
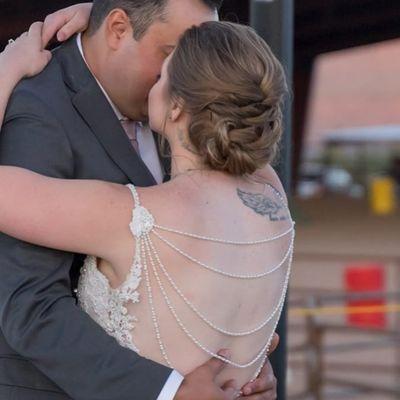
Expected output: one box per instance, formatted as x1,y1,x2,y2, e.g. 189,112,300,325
144,235,280,369
141,236,172,367
147,231,294,336
153,229,294,279
251,249,294,380
153,223,295,246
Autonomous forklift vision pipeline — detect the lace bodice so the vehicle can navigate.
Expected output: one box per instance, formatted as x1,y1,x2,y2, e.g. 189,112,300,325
77,183,295,378
77,185,145,353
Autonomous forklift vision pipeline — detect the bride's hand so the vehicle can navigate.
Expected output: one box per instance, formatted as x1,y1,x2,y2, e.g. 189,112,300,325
1,22,52,81
42,3,92,48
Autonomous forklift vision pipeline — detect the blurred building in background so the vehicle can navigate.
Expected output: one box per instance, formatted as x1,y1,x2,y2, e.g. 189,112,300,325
299,39,400,202
290,2,400,400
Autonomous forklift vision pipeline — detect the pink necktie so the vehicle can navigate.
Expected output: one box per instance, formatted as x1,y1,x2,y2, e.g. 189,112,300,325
121,119,140,154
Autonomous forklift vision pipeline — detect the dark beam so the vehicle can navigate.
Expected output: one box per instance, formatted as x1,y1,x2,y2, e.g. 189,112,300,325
292,61,313,190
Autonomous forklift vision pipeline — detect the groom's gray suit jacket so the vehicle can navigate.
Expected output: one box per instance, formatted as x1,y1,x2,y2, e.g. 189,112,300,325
0,36,172,400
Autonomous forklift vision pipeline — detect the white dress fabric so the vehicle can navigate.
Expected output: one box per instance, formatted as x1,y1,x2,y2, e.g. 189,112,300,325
77,183,295,378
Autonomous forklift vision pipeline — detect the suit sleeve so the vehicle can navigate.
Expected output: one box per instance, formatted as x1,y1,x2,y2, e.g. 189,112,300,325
0,87,172,400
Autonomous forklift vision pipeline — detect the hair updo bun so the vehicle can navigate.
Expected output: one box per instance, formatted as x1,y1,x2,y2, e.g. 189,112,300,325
168,21,288,176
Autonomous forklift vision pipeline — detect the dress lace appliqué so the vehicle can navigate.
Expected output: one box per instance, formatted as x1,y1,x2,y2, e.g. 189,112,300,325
77,233,143,352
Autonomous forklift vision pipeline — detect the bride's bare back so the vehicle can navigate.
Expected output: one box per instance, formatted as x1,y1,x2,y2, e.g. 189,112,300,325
86,169,294,387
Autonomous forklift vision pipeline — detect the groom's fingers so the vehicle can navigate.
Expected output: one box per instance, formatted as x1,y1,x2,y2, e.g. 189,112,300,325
240,358,276,398
238,333,279,397
221,380,242,400
204,349,231,377
223,387,242,400
268,333,280,355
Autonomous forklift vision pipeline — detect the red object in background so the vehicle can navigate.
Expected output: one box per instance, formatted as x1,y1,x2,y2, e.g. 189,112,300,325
345,264,386,329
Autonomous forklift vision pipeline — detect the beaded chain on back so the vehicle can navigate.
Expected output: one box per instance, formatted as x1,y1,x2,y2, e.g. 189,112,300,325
127,182,295,379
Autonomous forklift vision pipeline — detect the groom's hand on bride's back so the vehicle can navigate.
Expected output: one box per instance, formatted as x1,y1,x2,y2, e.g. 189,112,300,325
174,350,241,400
174,334,279,400
238,333,279,400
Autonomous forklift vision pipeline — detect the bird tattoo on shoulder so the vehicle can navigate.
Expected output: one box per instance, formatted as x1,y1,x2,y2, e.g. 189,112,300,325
237,188,288,222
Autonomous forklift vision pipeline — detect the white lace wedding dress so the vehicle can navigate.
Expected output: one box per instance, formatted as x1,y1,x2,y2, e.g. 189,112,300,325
77,183,295,379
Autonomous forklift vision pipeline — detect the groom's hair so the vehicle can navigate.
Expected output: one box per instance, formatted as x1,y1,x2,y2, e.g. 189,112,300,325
87,0,223,40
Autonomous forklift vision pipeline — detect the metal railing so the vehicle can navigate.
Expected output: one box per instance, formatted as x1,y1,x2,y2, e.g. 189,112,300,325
288,289,400,400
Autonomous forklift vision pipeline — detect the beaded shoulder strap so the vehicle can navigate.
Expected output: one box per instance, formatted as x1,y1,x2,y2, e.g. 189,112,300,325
126,184,155,238
126,184,140,208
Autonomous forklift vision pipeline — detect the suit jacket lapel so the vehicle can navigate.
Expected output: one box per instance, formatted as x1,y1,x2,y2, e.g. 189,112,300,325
55,36,156,187
72,83,156,186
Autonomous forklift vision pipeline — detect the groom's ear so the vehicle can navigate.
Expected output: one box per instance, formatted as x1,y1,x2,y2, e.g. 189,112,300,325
105,8,133,49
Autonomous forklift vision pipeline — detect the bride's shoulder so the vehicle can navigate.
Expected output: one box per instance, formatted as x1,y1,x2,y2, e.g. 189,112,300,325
135,181,194,220
252,164,288,203
134,181,175,200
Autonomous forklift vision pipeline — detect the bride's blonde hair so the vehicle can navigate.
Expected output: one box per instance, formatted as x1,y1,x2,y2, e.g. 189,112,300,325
167,21,288,176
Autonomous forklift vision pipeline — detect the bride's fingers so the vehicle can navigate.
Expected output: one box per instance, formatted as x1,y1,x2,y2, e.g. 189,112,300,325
43,49,53,63
56,4,94,42
42,11,69,48
55,15,87,42
42,3,92,48
27,21,53,64
26,22,47,54
28,22,44,42
14,31,27,43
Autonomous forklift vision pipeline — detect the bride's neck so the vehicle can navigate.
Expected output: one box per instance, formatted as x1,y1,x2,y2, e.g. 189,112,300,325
167,128,207,179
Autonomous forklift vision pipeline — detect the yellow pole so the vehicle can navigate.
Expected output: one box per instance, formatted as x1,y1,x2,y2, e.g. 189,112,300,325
369,176,396,215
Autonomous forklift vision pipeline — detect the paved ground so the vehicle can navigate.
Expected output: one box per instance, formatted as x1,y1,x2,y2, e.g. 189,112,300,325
287,195,400,400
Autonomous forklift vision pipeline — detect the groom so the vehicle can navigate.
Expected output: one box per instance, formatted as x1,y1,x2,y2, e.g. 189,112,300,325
0,1,277,399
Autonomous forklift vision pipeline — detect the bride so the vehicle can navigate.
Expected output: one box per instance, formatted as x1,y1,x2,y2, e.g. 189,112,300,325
0,20,294,389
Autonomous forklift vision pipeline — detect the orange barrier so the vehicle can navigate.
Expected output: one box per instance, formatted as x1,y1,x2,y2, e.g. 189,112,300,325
289,303,400,317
